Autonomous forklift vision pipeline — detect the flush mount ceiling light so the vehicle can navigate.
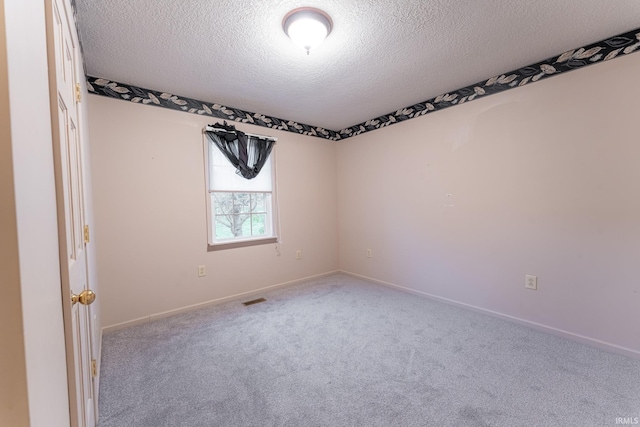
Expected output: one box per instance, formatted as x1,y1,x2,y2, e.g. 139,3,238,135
283,7,333,55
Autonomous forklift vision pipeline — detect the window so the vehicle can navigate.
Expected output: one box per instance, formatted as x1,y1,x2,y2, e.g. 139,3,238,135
205,132,278,251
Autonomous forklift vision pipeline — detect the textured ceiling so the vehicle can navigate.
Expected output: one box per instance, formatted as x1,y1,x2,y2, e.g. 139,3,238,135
75,0,640,131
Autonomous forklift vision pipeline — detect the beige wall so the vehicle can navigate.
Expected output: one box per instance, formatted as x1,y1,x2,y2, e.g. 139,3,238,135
0,1,30,423
88,96,339,327
338,52,640,355
1,0,71,425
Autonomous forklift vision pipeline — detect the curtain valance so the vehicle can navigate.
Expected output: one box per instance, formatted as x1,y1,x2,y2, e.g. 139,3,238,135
204,122,276,180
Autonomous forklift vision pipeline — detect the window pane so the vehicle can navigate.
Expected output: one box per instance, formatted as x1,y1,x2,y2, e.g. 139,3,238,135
240,215,252,236
252,193,265,213
212,192,273,241
233,193,252,214
252,214,266,235
213,192,233,215
215,217,233,239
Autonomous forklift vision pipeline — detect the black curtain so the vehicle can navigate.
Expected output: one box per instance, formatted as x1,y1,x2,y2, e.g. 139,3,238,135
205,122,275,180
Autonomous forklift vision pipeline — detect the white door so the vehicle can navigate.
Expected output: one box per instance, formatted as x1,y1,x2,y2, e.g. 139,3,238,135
47,0,97,425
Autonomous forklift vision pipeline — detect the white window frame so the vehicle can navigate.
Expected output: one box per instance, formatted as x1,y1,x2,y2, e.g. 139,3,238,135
204,133,279,251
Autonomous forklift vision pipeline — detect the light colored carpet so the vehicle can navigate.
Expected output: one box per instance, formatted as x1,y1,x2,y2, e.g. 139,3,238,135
98,274,640,426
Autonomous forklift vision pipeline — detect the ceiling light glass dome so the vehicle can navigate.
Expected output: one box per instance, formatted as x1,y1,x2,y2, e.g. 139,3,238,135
283,7,333,55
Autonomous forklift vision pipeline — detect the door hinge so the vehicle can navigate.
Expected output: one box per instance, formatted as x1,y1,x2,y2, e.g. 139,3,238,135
91,359,97,378
84,224,90,243
75,82,81,103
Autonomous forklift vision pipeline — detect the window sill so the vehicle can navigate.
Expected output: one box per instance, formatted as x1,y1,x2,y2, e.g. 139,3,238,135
207,237,278,252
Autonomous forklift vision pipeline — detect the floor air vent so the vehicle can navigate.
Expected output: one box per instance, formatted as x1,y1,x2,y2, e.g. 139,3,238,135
242,297,266,306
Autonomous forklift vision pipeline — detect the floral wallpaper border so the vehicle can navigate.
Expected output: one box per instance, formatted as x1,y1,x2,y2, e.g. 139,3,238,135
87,27,640,141
86,77,341,141
340,27,640,138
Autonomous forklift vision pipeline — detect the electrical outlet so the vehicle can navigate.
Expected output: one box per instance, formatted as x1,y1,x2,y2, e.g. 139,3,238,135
366,248,372,258
198,265,206,277
525,275,537,290
296,250,302,260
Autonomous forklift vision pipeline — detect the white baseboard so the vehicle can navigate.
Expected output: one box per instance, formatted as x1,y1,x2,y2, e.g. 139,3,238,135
341,270,640,360
102,270,340,334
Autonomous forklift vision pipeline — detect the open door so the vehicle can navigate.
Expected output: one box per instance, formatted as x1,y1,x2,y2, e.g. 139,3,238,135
46,0,98,425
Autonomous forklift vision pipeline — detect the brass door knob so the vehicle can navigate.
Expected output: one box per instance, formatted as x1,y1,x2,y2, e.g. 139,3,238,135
71,290,96,306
